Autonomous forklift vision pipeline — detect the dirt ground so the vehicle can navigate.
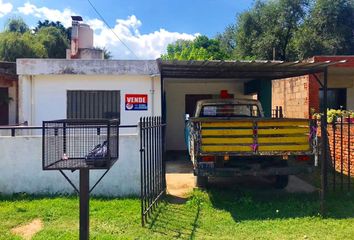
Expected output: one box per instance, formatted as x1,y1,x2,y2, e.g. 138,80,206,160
11,218,43,240
165,154,316,199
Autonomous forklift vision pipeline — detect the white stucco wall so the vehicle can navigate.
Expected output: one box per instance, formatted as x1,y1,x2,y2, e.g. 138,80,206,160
164,79,251,151
0,134,140,196
11,59,161,196
19,74,161,134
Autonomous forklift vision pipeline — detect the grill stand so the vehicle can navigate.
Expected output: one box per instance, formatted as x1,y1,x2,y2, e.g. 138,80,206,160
80,169,89,240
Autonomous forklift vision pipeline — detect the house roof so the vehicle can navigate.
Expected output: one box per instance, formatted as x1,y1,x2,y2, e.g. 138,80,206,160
16,59,159,75
157,59,346,80
0,61,17,77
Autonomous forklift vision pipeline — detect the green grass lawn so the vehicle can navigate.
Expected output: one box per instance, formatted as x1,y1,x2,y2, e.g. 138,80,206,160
0,188,353,240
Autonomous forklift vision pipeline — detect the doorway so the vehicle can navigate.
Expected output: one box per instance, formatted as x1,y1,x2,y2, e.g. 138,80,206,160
0,87,9,125
185,94,213,117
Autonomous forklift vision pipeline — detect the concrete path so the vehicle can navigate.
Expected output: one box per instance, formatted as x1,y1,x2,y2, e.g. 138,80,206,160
165,158,316,198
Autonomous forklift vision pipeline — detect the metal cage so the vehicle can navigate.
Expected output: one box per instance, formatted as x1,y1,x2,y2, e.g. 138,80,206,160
42,119,119,170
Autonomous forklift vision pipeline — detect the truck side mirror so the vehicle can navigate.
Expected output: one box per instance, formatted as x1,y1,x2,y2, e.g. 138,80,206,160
185,114,190,121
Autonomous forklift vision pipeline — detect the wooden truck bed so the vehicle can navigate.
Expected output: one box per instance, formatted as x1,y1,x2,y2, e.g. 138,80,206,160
190,118,313,156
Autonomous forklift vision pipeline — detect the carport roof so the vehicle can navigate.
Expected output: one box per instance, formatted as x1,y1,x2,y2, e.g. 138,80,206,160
157,59,346,80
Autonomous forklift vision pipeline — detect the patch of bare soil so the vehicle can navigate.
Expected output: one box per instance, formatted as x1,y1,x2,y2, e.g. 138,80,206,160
11,218,43,240
166,173,195,200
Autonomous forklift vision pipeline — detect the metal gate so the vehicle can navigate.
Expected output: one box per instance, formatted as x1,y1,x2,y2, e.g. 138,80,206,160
139,116,166,226
327,118,353,191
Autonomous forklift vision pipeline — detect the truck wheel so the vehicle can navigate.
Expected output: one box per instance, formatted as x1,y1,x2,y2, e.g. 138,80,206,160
196,176,208,188
274,175,289,189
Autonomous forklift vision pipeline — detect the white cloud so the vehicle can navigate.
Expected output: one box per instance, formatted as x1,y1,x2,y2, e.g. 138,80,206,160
93,15,198,59
0,0,13,18
18,2,77,27
17,3,198,59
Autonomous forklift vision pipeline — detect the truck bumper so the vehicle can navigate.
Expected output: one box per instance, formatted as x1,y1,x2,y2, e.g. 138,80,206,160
194,166,314,177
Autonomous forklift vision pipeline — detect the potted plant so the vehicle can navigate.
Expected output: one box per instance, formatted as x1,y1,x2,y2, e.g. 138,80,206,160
344,111,354,123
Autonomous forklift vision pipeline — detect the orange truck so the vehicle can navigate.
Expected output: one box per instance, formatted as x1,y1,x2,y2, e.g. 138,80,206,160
185,99,316,188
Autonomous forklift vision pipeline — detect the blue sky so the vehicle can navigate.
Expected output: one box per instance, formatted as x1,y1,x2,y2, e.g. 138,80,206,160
0,0,255,59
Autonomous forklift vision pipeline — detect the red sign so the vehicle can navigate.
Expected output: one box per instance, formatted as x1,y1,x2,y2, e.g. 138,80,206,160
125,94,148,111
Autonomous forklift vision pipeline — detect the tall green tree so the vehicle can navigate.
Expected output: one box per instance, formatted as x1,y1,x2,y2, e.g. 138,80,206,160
161,35,229,60
36,26,69,58
0,18,70,61
218,0,354,60
0,32,46,61
0,18,46,61
294,0,354,58
231,0,309,61
5,17,29,34
34,20,71,41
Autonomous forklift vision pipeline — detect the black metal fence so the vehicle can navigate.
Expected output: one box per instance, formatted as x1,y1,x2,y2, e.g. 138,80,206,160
139,116,166,226
327,118,353,192
272,106,284,118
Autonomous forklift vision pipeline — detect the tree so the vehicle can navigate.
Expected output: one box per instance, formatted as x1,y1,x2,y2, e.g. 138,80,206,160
294,0,354,59
219,0,354,60
230,0,309,61
161,35,229,60
0,18,46,61
36,26,69,58
216,25,237,57
34,20,71,41
0,17,115,61
5,18,29,34
0,32,46,61
0,18,70,61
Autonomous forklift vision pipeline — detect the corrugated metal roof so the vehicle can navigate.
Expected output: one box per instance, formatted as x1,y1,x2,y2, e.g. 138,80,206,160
157,59,347,80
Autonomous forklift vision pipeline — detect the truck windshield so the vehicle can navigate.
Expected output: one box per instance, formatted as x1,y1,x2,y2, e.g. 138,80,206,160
200,104,260,117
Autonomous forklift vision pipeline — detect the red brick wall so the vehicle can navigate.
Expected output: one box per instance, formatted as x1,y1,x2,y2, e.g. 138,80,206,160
309,74,320,113
327,124,354,176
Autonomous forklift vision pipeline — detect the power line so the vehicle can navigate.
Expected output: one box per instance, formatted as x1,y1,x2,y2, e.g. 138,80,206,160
87,0,139,59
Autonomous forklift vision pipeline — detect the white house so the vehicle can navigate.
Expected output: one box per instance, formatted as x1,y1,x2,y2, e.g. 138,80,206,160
0,19,343,197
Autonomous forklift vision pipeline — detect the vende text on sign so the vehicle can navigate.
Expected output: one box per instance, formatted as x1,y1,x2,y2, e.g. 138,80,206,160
125,94,148,111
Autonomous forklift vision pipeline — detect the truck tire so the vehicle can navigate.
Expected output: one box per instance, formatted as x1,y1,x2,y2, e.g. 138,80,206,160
274,175,289,189
196,176,208,188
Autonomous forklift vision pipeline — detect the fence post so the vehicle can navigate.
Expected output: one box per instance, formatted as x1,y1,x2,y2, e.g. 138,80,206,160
348,119,351,191
320,68,328,214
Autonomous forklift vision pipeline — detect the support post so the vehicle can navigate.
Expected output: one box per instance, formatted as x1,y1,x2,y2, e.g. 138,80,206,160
80,169,90,240
321,67,328,214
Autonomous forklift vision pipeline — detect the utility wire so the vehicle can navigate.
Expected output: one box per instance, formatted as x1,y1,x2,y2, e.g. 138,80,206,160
87,0,139,59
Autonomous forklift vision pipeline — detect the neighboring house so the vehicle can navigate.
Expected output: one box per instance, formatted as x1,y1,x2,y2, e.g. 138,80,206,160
0,62,18,125
272,56,354,118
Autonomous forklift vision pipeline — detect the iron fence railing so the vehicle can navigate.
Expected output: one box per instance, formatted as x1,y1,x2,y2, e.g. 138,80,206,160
272,106,284,118
328,117,352,191
0,124,137,137
139,116,166,226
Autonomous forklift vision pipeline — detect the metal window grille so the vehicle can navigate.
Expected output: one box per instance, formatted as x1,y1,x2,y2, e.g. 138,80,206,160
67,90,120,119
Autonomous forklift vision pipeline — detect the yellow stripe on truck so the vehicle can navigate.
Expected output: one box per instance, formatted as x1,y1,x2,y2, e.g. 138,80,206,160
202,145,252,152
258,128,308,135
257,120,309,127
258,144,310,152
202,137,254,144
201,129,253,136
258,136,309,144
202,122,253,128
